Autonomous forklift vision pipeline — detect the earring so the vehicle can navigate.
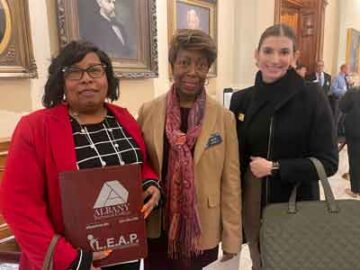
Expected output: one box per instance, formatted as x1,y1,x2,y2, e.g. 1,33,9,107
62,94,67,104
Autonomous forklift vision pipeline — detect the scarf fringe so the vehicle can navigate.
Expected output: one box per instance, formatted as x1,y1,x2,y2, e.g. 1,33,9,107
168,213,202,259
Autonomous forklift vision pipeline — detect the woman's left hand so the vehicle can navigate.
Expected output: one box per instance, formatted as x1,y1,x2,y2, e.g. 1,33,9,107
141,185,161,219
249,156,272,178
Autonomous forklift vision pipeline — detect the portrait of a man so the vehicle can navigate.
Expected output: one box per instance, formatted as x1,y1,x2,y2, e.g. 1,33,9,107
176,2,209,34
77,0,138,59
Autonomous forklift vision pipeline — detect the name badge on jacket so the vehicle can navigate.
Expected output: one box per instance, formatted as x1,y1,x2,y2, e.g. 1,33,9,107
205,133,222,149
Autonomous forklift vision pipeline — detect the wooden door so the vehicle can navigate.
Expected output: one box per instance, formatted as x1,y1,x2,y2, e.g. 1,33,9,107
275,0,327,74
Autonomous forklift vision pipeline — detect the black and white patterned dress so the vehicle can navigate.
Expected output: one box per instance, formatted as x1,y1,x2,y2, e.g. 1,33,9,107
71,112,142,170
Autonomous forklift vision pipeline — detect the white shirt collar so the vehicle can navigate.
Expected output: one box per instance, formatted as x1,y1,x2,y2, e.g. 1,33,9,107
99,10,112,22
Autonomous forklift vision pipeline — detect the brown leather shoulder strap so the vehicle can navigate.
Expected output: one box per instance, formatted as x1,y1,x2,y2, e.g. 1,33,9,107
43,234,60,270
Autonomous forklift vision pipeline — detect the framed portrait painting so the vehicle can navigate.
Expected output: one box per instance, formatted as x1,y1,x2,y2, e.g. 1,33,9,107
168,0,217,77
56,0,158,79
0,0,37,78
346,28,360,74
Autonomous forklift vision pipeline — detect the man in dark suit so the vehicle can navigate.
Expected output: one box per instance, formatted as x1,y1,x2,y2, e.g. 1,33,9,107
306,60,332,96
78,0,132,59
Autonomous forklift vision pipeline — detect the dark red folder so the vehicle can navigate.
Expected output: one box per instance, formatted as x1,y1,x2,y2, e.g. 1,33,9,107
59,164,147,267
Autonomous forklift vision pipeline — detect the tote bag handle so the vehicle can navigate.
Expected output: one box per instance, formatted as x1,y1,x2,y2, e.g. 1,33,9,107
288,157,339,214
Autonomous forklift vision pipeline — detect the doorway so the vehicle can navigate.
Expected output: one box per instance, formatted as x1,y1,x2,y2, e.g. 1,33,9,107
275,0,327,74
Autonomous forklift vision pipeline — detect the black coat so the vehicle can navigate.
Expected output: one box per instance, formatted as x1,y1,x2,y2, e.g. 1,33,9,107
340,87,360,139
230,69,338,203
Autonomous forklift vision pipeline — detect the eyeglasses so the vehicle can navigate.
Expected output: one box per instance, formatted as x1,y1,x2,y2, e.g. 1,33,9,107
62,64,107,80
175,58,209,73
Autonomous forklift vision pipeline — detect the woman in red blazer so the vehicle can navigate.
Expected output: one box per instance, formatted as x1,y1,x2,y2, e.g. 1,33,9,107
0,41,160,270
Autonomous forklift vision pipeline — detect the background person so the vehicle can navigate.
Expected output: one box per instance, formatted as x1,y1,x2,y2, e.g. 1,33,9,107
230,24,338,270
332,63,351,98
306,60,332,96
0,41,160,270
295,63,307,78
340,85,360,198
138,29,242,270
331,63,350,137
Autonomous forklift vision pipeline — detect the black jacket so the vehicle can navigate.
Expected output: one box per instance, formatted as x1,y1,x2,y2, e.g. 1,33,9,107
340,87,360,139
306,72,332,96
230,69,338,203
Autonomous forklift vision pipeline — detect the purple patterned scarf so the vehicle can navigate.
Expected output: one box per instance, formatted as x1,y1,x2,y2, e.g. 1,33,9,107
165,84,206,258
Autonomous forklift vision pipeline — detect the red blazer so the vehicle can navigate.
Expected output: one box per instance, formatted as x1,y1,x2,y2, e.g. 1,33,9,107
0,104,157,270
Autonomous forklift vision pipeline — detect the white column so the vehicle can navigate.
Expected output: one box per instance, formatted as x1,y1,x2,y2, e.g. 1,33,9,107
233,0,275,90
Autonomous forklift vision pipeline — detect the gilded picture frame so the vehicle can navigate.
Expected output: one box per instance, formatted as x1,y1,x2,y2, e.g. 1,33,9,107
346,28,360,74
0,0,37,78
56,0,158,79
167,0,217,77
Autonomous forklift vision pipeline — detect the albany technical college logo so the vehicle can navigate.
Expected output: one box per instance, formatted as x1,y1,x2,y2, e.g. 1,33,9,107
93,180,130,220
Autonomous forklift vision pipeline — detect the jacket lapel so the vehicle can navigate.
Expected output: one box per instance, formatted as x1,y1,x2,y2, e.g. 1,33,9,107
152,98,166,174
194,97,217,165
245,69,301,125
47,105,77,172
273,70,302,111
243,91,267,127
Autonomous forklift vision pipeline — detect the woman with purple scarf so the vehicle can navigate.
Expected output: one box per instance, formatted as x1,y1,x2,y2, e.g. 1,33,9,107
138,29,242,269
